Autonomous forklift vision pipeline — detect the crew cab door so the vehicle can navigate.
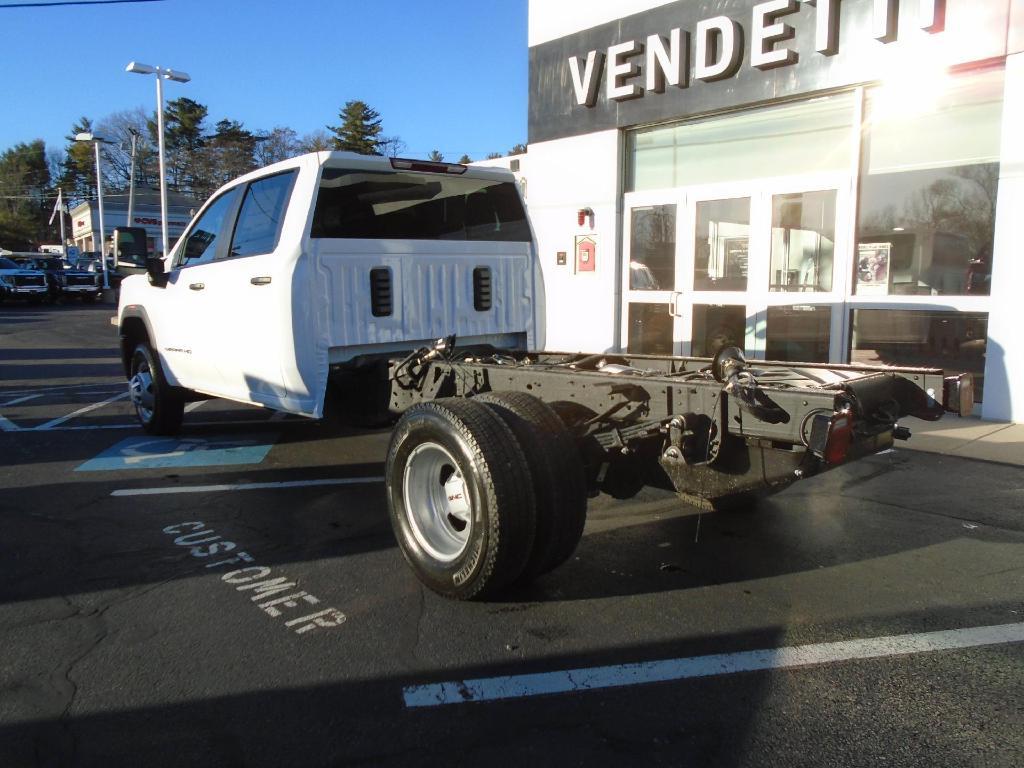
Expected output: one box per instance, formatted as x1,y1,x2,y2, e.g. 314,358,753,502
207,169,299,407
160,187,242,394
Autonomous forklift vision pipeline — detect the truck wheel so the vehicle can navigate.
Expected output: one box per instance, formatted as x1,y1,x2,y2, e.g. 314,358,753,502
477,392,588,580
386,399,536,600
129,343,184,435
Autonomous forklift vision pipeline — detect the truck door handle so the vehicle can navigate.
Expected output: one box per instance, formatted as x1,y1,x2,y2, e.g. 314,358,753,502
250,276,272,286
189,282,205,291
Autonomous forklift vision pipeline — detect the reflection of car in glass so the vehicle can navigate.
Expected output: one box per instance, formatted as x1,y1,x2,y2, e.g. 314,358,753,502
629,261,660,290
12,255,100,302
0,256,49,303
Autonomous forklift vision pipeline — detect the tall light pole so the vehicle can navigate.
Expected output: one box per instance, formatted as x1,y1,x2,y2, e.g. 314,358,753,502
125,61,191,260
74,132,112,290
126,127,140,226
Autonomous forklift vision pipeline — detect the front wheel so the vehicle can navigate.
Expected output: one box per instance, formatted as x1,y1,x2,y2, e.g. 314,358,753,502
129,343,184,435
386,399,537,600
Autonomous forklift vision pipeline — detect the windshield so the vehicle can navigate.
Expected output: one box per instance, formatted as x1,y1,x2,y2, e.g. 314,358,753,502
311,169,530,242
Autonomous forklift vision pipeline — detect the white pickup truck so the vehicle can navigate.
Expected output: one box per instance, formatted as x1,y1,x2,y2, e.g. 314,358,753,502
117,151,969,599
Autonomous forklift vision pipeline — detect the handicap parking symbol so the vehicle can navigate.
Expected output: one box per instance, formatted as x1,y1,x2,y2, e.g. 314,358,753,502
76,435,276,472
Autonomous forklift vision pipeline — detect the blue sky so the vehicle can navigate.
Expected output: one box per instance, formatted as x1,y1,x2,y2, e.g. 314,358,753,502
0,0,528,161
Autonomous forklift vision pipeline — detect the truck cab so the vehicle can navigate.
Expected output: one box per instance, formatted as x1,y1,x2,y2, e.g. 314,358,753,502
117,151,544,427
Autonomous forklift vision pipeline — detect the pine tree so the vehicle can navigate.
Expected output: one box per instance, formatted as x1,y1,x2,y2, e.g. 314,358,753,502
58,117,97,203
327,101,383,155
428,150,444,162
458,154,472,164
0,140,53,250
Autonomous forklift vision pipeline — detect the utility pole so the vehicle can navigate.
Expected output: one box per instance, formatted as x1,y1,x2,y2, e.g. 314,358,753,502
126,128,139,226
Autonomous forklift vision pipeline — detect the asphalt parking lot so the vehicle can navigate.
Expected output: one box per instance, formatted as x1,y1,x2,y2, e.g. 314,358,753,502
1,301,1022,767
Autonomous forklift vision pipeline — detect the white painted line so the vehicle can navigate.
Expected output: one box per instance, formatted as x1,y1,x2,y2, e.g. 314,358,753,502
111,476,385,497
185,400,207,413
0,382,123,395
35,392,130,430
403,622,1024,708
0,414,22,432
0,394,42,408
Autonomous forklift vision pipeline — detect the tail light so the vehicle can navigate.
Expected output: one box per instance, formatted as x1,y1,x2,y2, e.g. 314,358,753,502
808,409,855,465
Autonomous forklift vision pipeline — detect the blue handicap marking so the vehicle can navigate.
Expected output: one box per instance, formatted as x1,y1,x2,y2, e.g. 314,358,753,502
76,434,276,472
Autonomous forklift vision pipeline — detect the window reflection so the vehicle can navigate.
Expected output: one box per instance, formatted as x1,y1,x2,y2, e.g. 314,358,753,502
694,198,749,291
692,305,746,357
766,306,831,363
629,205,676,291
627,303,673,355
770,190,835,292
856,69,1003,296
851,310,987,401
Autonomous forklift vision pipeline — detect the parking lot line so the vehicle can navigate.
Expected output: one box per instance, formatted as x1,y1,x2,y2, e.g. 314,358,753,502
0,394,42,408
402,622,1024,708
111,476,385,496
36,392,129,430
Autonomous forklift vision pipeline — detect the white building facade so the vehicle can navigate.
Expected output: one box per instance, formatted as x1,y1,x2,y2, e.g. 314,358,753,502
527,0,1024,422
69,188,198,258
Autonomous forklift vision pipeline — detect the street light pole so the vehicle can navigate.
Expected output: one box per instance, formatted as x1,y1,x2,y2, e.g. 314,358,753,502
126,128,139,226
93,140,108,290
75,132,111,290
126,61,191,260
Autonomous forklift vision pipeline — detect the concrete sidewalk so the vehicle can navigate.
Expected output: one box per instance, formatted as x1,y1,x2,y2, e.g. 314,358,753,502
903,414,1024,467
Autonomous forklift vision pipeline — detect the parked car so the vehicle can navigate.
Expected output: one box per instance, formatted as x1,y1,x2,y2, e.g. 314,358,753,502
12,255,100,302
0,256,49,303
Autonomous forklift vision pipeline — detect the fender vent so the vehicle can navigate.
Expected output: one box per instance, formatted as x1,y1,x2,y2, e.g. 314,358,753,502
369,267,393,317
473,267,492,312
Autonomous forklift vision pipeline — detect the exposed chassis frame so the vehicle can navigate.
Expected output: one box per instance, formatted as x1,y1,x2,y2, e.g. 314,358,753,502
381,342,964,509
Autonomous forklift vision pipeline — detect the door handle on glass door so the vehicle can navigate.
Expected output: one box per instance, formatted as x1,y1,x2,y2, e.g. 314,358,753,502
668,292,683,317
250,276,272,286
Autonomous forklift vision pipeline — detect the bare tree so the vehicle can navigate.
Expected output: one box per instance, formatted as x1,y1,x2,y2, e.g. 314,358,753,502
96,108,158,191
379,135,407,158
255,126,300,167
298,129,333,153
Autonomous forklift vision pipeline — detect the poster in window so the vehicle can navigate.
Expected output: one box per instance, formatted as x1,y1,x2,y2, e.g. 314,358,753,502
857,242,891,296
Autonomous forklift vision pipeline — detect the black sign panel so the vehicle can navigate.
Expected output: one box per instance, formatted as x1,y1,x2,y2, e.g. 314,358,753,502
527,0,1005,144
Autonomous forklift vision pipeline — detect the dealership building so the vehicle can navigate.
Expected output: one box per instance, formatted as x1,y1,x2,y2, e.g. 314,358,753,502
69,187,198,259
524,0,1023,422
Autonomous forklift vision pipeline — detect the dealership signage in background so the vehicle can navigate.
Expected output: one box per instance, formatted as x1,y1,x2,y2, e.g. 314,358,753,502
529,0,1012,143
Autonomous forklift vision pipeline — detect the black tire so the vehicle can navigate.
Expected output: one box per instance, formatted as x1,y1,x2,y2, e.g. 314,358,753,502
129,343,184,435
477,391,588,579
386,398,536,600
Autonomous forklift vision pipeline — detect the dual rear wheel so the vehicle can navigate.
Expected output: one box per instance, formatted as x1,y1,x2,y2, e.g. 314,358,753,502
386,393,588,600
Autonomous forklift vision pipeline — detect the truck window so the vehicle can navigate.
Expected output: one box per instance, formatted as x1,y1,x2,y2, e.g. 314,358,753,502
310,169,530,242
229,171,297,258
176,190,237,268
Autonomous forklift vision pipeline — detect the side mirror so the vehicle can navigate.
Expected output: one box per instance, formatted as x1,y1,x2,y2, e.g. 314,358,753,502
146,256,168,288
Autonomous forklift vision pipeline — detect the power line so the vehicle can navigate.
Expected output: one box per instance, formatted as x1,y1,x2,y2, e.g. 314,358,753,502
0,0,163,8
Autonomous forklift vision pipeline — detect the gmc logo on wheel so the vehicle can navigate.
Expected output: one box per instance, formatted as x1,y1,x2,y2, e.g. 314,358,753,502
448,494,463,502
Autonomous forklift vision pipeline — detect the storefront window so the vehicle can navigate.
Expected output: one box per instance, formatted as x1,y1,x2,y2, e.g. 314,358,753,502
850,310,987,401
627,92,855,192
629,205,675,291
769,190,836,292
627,303,673,355
856,68,1003,297
692,305,746,358
694,198,749,292
766,306,831,363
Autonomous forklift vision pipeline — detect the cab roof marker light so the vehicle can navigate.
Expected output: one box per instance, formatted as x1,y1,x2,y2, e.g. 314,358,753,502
389,158,468,175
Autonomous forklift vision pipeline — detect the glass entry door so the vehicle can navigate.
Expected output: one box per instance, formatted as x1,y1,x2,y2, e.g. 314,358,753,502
622,176,849,361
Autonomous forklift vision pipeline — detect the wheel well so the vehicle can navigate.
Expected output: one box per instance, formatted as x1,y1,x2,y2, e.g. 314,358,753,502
120,317,149,377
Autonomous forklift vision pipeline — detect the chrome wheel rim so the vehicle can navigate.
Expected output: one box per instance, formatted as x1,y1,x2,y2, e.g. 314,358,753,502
403,442,472,562
129,363,155,424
